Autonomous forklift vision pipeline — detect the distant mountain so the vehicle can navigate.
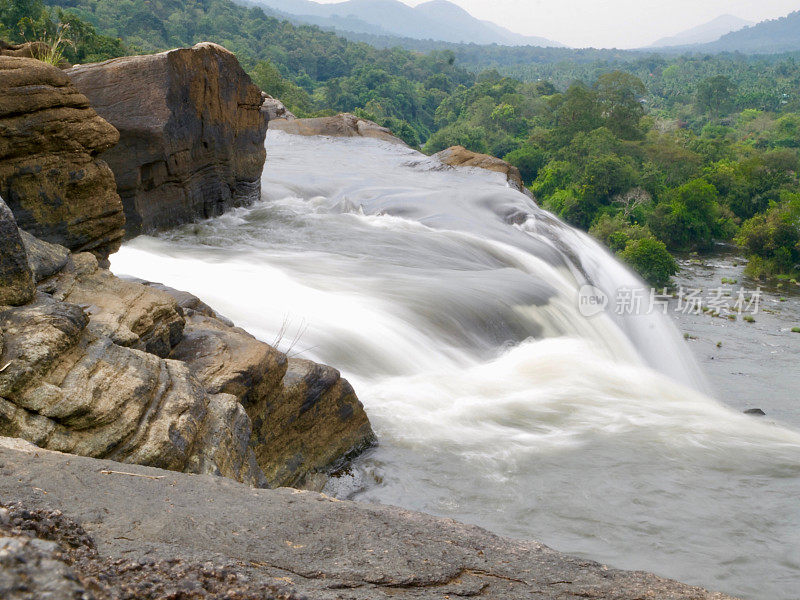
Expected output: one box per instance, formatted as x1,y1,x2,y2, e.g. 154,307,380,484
649,15,752,48
702,10,800,53
248,0,564,46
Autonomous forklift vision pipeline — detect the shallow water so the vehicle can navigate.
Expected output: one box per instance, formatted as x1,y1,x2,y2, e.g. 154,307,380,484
112,131,800,600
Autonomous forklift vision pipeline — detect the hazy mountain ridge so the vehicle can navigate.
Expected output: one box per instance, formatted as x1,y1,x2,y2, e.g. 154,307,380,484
649,14,753,48
248,0,563,46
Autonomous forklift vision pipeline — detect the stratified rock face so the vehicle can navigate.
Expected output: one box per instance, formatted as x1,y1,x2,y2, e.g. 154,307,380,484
433,145,528,193
162,290,375,489
271,112,406,145
0,57,126,262
0,251,266,487
0,218,373,488
0,198,34,306
67,43,269,235
0,40,50,60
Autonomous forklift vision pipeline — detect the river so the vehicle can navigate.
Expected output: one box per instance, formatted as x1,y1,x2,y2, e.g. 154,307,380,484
112,131,800,600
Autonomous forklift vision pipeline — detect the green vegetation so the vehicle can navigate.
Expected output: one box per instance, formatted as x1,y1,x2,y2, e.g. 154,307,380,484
3,0,798,284
1,0,125,63
791,327,800,333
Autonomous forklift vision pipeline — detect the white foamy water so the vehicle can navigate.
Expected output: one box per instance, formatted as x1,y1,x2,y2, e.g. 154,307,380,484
113,131,800,599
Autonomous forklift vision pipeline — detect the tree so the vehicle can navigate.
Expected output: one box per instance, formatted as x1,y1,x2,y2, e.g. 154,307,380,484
594,71,647,140
553,82,602,143
650,179,724,251
696,75,737,116
504,145,548,185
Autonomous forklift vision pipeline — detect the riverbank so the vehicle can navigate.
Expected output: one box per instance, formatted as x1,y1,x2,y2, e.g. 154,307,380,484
670,249,800,426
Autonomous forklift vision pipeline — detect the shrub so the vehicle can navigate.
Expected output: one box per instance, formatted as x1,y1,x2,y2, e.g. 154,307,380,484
504,145,548,185
619,237,679,288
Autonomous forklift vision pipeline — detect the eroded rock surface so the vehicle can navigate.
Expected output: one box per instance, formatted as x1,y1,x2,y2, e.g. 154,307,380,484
0,198,34,307
67,43,268,235
0,57,125,262
271,113,406,145
262,92,296,121
0,439,739,600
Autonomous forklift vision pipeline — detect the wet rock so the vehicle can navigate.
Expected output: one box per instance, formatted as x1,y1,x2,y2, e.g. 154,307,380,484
744,408,766,416
432,145,528,194
0,57,125,263
0,197,34,306
271,112,406,145
67,43,268,235
252,357,375,489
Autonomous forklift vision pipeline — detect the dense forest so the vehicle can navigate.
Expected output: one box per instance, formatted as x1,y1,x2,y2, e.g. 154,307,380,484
2,0,799,285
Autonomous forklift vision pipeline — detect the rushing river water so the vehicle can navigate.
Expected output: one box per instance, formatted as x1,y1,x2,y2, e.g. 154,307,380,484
113,131,800,600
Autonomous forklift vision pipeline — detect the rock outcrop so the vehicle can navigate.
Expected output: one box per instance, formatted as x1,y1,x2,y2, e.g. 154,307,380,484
271,112,406,144
67,43,269,235
433,145,529,194
0,199,373,488
0,56,126,263
0,438,738,600
146,282,375,488
0,50,373,490
261,92,296,121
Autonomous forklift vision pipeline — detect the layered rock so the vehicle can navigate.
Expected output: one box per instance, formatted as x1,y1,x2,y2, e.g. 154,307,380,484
271,112,406,144
0,56,125,263
433,145,529,194
0,209,373,488
0,40,50,60
151,283,375,488
67,43,269,235
0,49,373,490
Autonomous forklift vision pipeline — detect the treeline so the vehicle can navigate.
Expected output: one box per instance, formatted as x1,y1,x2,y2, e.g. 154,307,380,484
428,70,800,284
4,0,799,283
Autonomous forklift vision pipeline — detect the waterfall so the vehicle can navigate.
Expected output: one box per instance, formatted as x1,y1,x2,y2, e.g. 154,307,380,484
112,130,800,600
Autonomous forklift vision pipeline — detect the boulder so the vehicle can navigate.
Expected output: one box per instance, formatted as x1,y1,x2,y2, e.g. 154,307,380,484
0,290,265,486
271,112,406,145
169,309,375,489
432,145,528,193
0,57,125,263
0,197,34,306
67,43,269,235
261,92,296,121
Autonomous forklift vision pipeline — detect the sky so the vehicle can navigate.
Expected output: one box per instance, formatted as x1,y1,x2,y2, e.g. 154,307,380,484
314,0,800,48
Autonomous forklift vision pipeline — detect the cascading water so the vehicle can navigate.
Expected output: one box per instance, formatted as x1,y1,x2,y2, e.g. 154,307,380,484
113,131,800,600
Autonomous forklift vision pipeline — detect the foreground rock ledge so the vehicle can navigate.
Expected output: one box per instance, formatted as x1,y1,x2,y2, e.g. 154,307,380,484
0,438,736,600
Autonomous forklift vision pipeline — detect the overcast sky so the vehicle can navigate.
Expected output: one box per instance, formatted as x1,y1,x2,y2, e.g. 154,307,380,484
316,0,800,48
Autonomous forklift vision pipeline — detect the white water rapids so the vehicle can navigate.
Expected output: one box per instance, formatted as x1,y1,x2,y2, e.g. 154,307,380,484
113,131,800,599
